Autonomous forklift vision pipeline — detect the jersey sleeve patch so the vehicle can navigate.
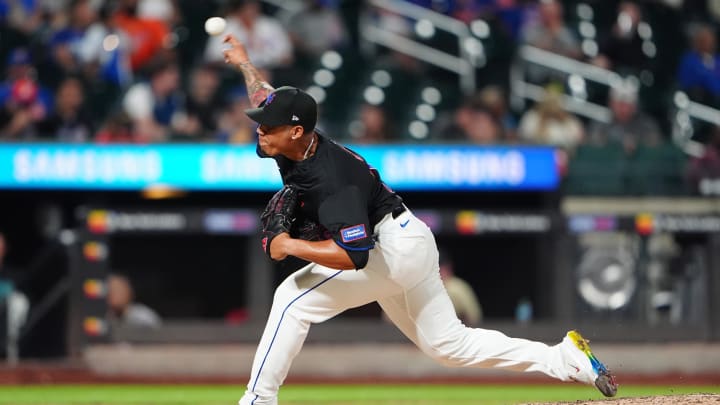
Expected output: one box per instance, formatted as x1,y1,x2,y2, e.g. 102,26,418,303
340,224,367,242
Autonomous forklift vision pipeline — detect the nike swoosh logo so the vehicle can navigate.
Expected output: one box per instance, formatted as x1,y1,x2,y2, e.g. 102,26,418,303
400,219,410,228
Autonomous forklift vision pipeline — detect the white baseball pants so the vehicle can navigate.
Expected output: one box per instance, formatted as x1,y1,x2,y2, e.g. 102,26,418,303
239,209,572,405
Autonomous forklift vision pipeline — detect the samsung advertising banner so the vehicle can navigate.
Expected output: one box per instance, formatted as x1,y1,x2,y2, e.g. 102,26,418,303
0,144,559,191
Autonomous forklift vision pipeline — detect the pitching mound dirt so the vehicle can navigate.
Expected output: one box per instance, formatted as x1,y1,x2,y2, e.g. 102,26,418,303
527,394,720,404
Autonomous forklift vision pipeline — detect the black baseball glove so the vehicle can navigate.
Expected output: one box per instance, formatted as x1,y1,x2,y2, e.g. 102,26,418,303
260,185,299,259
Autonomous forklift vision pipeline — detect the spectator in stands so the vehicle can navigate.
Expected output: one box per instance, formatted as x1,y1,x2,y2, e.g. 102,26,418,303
47,0,99,81
76,2,133,87
677,24,720,105
286,0,348,61
450,95,504,144
517,85,584,153
587,82,661,154
519,0,581,60
95,111,137,143
0,0,42,37
0,48,53,114
433,93,502,143
182,64,225,140
136,0,181,28
594,2,653,74
0,77,48,140
113,0,172,73
2,48,35,86
107,273,161,329
121,58,189,142
217,86,257,143
204,0,292,70
478,85,518,141
518,0,581,85
686,125,720,194
349,103,395,143
464,105,503,144
438,250,482,327
37,76,93,142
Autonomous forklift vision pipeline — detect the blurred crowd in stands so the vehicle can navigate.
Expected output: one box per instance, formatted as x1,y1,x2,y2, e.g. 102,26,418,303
0,0,720,193
0,0,346,144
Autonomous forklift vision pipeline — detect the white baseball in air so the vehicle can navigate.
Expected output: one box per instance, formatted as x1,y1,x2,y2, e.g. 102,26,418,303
204,16,227,36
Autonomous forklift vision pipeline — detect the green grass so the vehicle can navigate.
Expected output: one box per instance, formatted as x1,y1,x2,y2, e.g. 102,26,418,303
0,384,716,404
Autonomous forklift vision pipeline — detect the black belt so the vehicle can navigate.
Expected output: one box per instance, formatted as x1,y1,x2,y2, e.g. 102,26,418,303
391,204,407,219
370,204,407,228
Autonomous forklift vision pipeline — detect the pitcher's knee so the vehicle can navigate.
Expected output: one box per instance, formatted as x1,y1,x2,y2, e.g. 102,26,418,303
270,278,333,324
273,277,297,302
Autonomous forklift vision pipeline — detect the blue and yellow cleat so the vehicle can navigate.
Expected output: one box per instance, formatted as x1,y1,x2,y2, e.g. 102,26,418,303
561,330,618,397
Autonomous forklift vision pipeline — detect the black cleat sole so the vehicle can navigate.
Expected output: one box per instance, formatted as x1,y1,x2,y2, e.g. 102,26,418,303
595,370,618,397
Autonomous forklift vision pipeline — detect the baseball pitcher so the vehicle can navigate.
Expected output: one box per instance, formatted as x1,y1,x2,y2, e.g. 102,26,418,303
222,33,618,405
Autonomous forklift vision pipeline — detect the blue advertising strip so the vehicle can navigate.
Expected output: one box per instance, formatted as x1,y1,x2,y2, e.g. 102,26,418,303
0,144,558,191
359,145,558,190
0,144,282,190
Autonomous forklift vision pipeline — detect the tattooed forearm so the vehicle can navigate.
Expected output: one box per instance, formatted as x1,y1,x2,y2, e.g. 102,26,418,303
238,62,274,107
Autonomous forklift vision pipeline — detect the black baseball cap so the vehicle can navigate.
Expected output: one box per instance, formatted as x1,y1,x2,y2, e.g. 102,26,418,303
245,86,317,133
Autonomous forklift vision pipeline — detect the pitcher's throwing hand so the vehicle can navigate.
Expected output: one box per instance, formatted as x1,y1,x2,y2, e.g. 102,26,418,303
222,34,249,68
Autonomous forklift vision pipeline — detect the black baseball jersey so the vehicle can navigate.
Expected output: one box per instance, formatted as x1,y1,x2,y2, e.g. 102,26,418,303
258,132,403,269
